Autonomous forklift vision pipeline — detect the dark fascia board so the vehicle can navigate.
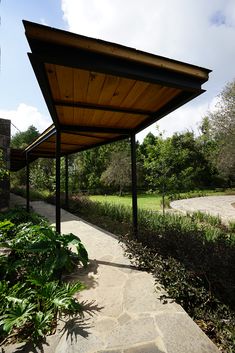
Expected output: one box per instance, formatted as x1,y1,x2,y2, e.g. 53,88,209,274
27,45,205,92
23,20,211,79
28,54,60,129
25,125,56,153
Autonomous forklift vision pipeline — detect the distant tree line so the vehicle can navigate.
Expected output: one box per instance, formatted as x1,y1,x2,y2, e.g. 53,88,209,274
11,79,235,195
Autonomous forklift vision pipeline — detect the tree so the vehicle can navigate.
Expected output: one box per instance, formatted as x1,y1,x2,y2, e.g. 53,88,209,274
141,130,218,194
206,79,235,185
11,125,40,148
101,150,131,196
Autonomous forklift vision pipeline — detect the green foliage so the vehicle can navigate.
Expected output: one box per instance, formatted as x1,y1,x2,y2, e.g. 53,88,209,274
11,125,40,149
11,186,52,201
0,206,47,227
101,150,131,196
205,79,235,185
141,131,219,193
0,207,88,344
0,149,9,182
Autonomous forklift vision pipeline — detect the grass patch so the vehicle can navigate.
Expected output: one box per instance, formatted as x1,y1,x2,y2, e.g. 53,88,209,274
89,189,233,211
89,194,163,211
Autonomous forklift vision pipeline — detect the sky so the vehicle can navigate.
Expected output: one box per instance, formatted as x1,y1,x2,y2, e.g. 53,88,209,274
0,0,235,141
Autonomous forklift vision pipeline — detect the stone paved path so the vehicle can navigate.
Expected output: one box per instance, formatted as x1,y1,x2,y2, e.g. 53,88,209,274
170,195,235,224
5,194,220,353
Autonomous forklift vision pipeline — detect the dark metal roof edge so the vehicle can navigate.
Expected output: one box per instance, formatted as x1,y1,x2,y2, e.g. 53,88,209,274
23,20,212,75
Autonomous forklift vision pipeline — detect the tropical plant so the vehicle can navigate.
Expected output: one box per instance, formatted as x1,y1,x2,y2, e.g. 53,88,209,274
0,207,88,344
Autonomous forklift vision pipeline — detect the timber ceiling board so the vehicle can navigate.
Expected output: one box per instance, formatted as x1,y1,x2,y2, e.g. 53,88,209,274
24,125,124,158
17,20,210,169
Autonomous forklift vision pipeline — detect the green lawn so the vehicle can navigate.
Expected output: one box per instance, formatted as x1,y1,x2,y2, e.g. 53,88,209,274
89,194,163,211
89,190,232,211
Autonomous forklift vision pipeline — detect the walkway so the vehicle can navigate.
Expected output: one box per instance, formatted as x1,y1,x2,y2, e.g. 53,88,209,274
170,195,235,224
5,194,219,353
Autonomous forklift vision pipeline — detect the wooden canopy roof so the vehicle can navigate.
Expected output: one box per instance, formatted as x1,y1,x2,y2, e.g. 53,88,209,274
11,20,211,170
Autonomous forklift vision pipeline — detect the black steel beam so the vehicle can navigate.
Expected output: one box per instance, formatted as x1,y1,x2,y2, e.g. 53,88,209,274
134,90,202,134
28,44,205,91
61,124,131,135
65,155,69,209
131,134,138,238
26,153,30,212
56,130,61,233
54,100,150,116
66,132,112,141
26,126,56,153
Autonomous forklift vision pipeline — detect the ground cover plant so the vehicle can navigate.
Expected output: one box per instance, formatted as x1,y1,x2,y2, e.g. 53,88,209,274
63,196,235,353
0,207,88,345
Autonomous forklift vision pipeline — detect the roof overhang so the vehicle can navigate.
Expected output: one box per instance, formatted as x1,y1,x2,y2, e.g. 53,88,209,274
12,21,211,169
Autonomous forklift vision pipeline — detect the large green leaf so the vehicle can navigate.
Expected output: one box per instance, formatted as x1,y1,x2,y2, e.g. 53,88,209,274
0,301,36,334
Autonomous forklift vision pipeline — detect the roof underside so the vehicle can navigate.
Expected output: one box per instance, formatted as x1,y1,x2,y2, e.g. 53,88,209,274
10,20,211,170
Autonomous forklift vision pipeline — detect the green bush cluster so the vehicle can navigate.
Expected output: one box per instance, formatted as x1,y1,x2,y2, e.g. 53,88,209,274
167,190,208,201
0,207,88,344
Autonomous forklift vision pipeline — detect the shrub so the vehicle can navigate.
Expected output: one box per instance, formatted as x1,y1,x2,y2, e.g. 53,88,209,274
0,207,88,345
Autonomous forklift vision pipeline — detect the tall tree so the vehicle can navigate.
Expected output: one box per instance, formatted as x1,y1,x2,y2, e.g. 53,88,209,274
206,79,235,185
101,150,131,196
11,125,40,148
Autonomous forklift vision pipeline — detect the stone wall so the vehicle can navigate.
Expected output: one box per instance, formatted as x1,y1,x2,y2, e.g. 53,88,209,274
0,118,10,210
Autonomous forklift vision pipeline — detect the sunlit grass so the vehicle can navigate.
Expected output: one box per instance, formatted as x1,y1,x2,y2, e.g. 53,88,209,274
89,194,163,211
89,190,230,211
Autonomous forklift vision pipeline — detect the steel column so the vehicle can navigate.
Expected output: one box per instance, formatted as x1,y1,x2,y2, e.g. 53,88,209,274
26,153,30,212
65,155,69,209
56,130,61,233
130,134,138,238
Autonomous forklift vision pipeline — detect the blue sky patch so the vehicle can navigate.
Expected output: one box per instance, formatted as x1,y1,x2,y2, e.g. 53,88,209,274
210,10,226,26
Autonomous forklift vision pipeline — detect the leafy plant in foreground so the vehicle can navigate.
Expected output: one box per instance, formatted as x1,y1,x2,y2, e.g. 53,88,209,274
0,208,88,345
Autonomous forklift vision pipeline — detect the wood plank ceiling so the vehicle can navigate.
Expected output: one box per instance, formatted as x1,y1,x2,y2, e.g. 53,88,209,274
11,20,211,169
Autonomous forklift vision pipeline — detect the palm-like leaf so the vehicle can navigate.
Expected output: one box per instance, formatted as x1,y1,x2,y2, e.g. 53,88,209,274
37,281,84,312
32,311,54,339
0,301,36,334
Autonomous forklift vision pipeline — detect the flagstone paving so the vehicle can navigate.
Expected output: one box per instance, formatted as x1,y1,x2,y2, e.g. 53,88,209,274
5,194,220,353
170,195,235,224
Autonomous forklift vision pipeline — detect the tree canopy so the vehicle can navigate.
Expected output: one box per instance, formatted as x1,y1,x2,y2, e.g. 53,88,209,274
205,78,235,184
11,125,40,149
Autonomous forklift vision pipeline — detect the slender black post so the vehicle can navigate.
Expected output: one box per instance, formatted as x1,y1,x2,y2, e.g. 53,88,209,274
56,130,61,233
131,133,138,238
26,153,30,212
65,155,69,209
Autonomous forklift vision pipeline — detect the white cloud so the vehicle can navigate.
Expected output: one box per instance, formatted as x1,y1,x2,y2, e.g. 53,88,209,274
0,104,51,136
61,0,235,138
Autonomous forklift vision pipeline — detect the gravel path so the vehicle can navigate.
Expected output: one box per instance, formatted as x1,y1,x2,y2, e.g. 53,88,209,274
170,195,235,224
